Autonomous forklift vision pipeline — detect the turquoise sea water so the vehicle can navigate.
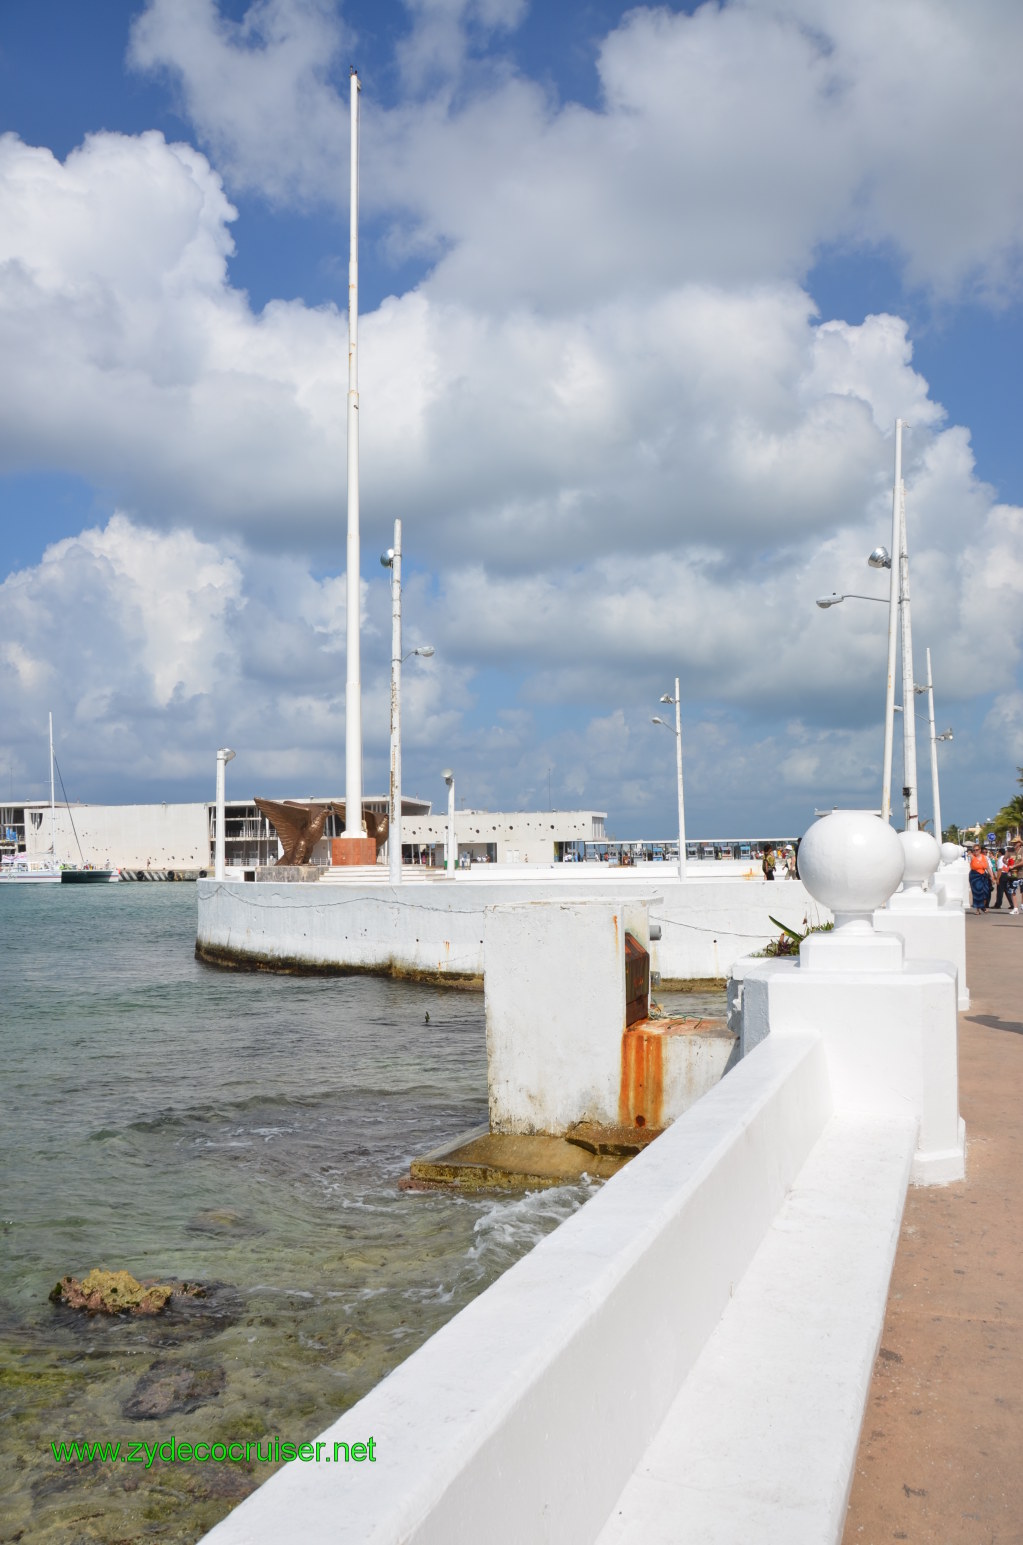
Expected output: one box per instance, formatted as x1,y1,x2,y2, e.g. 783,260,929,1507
0,883,723,1543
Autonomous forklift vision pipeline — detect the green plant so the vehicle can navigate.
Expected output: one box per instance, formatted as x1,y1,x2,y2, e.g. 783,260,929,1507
756,915,834,958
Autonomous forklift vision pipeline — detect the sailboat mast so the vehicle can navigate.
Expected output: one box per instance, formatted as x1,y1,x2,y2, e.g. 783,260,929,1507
48,711,57,861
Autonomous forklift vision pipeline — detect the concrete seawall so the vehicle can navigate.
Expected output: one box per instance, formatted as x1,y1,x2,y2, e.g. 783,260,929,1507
195,874,825,987
199,1022,915,1545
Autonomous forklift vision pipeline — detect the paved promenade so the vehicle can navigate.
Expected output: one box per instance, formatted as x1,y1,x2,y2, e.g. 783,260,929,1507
843,913,1023,1543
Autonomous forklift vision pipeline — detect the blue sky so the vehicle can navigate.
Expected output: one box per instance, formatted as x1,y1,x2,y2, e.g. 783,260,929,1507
1,0,1022,836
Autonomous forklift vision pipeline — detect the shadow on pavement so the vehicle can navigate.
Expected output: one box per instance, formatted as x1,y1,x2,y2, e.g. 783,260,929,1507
964,1012,1023,1036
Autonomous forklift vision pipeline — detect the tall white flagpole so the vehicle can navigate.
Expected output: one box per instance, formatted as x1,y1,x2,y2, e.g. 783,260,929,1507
344,68,365,841
388,519,403,885
881,420,901,823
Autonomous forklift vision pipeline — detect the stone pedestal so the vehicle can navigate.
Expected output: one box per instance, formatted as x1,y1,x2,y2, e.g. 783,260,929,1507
874,889,969,1009
742,954,965,1184
934,844,969,911
735,809,965,1185
255,864,324,883
331,837,378,866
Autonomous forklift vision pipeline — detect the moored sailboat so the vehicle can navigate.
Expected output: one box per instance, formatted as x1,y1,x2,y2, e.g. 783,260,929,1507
1,714,117,884
0,715,61,883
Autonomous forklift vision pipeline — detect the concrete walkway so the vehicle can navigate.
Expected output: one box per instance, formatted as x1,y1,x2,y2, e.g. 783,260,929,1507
843,913,1023,1544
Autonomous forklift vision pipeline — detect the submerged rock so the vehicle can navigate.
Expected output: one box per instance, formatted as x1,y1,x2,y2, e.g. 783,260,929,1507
123,1360,226,1420
187,1207,263,1237
49,1269,206,1317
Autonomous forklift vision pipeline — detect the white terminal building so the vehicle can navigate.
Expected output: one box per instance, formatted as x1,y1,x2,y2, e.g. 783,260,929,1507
1,797,609,872
3,796,796,874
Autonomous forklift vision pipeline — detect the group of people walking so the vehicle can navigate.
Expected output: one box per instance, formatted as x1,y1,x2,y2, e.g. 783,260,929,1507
761,846,798,880
969,841,1022,913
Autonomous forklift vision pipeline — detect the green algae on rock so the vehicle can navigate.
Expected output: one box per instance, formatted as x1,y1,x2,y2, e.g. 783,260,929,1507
49,1269,206,1316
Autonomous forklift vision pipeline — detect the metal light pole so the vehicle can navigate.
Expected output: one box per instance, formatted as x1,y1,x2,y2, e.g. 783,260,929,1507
343,67,365,843
923,649,953,842
861,418,910,824
880,420,902,823
897,476,918,830
215,747,236,879
442,769,455,873
816,586,890,815
381,522,434,886
820,422,922,827
651,678,687,880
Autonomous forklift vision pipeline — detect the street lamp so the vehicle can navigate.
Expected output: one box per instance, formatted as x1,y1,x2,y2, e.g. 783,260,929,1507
817,420,918,828
888,422,921,830
651,675,687,881
919,648,951,842
817,585,896,819
442,768,456,874
380,522,434,886
816,593,887,608
215,747,236,880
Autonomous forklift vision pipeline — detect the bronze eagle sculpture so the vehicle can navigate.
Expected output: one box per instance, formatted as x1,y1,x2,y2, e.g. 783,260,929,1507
254,800,389,865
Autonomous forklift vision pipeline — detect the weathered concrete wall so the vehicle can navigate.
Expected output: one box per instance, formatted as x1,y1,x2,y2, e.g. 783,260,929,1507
26,802,209,870
485,899,628,1133
195,874,826,985
484,897,735,1134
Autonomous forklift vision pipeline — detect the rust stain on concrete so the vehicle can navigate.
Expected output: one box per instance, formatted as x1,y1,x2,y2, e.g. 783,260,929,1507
619,1023,664,1130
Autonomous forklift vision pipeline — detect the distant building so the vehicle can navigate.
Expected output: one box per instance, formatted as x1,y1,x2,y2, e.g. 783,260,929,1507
3,796,606,871
402,809,607,866
5,799,210,871
5,796,433,871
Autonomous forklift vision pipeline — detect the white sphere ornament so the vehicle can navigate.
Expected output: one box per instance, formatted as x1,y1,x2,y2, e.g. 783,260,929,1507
899,829,941,893
798,810,905,930
940,841,963,865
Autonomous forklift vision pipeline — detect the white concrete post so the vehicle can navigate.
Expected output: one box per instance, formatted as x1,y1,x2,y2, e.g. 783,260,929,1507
343,68,365,841
741,809,965,1183
881,421,901,823
443,770,456,873
215,748,235,879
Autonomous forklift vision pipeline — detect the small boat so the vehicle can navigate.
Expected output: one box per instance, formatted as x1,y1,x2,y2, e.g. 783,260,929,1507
0,856,62,884
61,866,118,884
1,715,63,884
5,713,118,886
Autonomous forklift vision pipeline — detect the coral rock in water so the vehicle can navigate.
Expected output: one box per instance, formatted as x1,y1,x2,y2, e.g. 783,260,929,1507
49,1269,201,1316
